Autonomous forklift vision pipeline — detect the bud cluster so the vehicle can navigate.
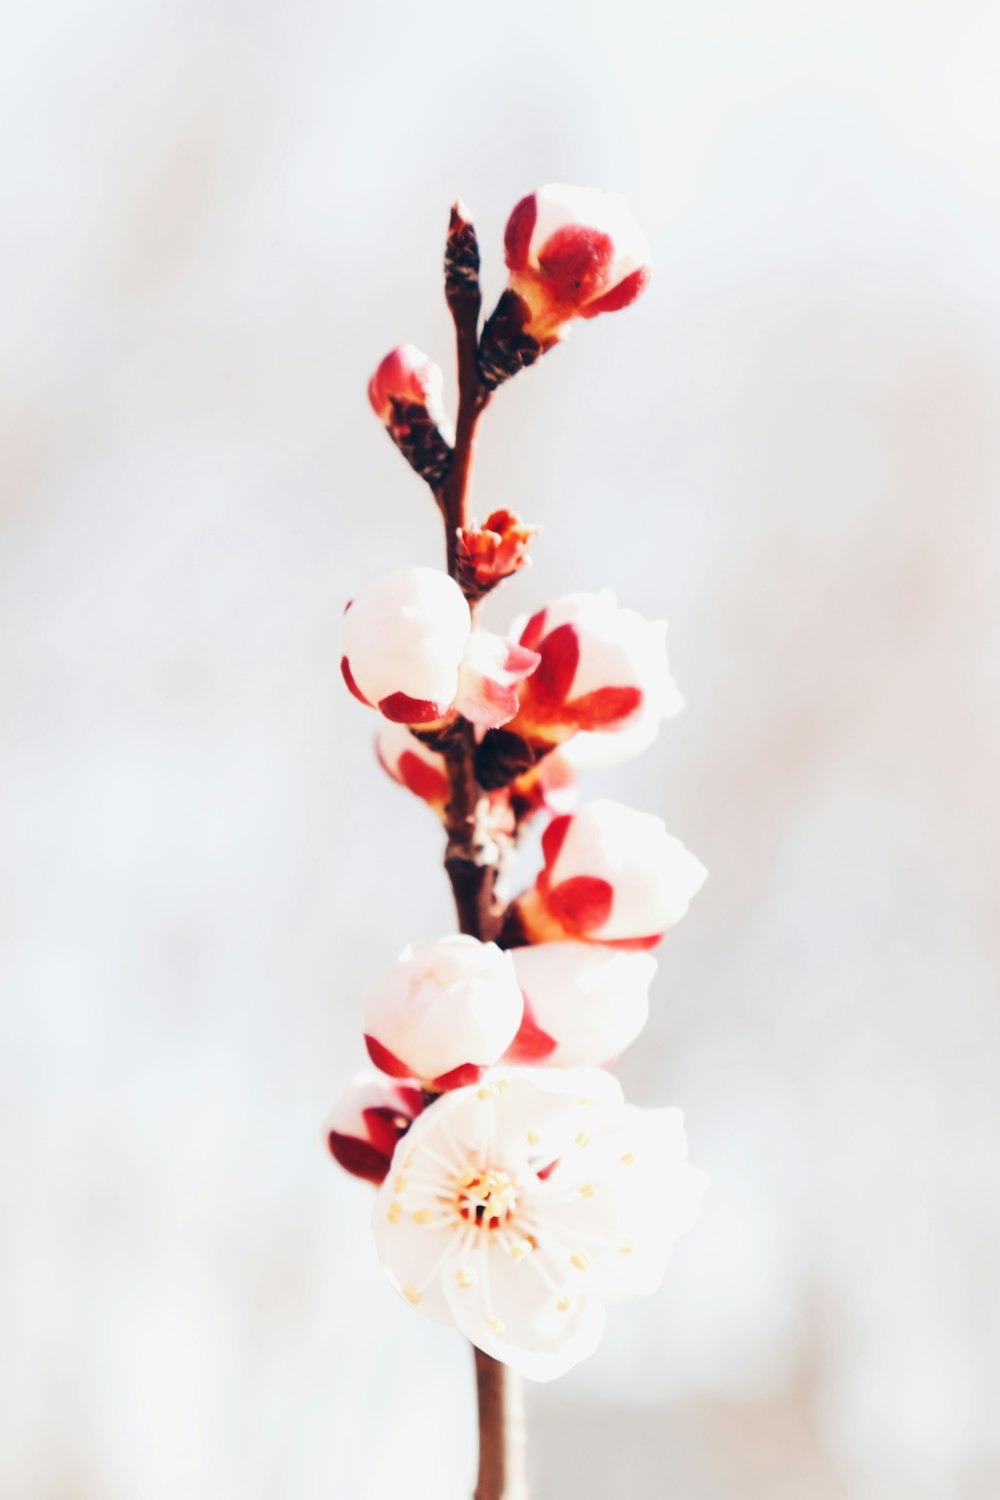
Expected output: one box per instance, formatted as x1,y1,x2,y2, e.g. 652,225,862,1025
326,186,708,1386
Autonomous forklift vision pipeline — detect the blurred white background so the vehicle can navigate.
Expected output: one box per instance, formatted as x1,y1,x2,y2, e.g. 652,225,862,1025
2,1,999,1496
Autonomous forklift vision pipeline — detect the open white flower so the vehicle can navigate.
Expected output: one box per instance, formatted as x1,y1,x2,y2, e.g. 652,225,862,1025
373,1067,706,1381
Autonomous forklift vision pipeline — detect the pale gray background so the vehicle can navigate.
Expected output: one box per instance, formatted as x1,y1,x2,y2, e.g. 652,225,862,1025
2,1,999,1496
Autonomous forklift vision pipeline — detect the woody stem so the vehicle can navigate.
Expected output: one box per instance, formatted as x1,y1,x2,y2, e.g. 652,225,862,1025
436,210,527,1500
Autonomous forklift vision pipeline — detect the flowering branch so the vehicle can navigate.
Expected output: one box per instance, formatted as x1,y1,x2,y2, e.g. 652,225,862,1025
330,183,707,1500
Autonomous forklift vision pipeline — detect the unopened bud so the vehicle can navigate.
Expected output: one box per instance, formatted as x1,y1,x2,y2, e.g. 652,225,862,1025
364,936,523,1091
368,345,453,486
513,799,706,949
326,1073,424,1184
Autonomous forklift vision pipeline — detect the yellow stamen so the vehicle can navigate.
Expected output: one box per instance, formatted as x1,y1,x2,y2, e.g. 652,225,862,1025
556,1297,571,1312
620,1240,635,1255
526,1130,541,1146
455,1266,478,1289
620,1152,636,1166
484,1315,505,1335
508,1238,533,1262
412,1209,433,1226
394,1174,407,1193
570,1250,592,1272
579,1183,596,1199
403,1285,421,1306
575,1130,590,1148
387,1201,402,1224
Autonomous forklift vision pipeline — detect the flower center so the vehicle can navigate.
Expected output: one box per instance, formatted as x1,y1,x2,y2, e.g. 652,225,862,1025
457,1166,518,1229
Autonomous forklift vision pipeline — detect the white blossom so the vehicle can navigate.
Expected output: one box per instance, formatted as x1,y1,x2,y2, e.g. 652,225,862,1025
519,799,707,947
513,589,684,744
373,1067,706,1381
364,936,523,1090
342,568,538,729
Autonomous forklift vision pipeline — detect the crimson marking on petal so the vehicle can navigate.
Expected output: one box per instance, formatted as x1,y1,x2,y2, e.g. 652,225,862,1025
536,226,615,308
504,997,558,1063
546,875,615,935
519,607,548,653
365,1035,414,1079
565,685,643,731
362,1104,416,1159
504,193,537,272
327,1131,390,1184
597,931,664,951
541,812,572,869
580,265,651,318
396,750,450,806
429,1061,484,1091
341,655,373,707
377,691,449,725
529,623,579,706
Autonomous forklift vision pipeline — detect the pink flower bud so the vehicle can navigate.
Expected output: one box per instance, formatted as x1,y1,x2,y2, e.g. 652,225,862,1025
364,936,524,1090
341,567,471,725
368,346,453,485
511,590,683,744
368,345,453,436
516,799,707,948
342,569,539,730
376,723,451,815
455,509,538,598
325,1072,424,1184
504,184,651,342
505,942,656,1067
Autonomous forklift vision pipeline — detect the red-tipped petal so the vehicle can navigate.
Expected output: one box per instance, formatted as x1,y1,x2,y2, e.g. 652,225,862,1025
519,608,549,653
580,265,650,318
327,1131,391,1184
529,623,580,707
377,691,449,725
364,1035,414,1079
341,655,373,707
362,1102,421,1158
428,1061,484,1091
504,193,537,272
504,998,558,1064
565,684,643,730
541,812,572,868
396,750,450,806
546,875,615,935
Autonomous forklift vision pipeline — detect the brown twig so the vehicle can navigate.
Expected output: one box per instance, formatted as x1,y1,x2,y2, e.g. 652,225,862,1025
436,202,528,1500
473,1347,529,1500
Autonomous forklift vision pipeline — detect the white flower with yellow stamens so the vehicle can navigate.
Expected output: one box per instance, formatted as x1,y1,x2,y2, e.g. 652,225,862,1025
371,1067,706,1381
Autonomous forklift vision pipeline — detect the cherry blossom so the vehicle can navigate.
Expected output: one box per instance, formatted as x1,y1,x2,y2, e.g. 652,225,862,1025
504,185,651,343
509,589,684,747
341,567,539,728
364,935,524,1090
512,799,708,948
372,1067,706,1380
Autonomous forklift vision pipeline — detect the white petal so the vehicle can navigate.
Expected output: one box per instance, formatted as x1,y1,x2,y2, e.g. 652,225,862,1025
511,943,654,1066
443,1233,608,1382
343,567,470,709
